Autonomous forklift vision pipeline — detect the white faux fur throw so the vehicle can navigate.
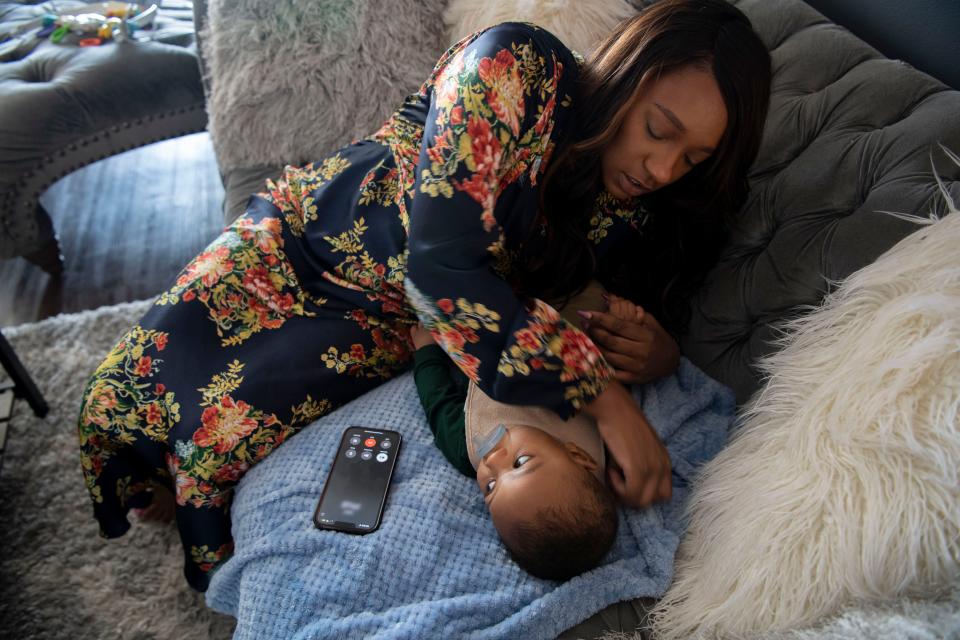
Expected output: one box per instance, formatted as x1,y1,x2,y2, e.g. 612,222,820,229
201,0,449,173
650,202,960,638
444,0,637,55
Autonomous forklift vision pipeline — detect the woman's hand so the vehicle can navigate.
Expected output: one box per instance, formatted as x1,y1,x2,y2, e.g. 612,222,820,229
578,294,680,384
584,380,672,508
409,322,436,350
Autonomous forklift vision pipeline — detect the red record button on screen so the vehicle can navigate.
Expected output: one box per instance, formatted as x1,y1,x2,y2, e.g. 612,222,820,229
364,438,376,448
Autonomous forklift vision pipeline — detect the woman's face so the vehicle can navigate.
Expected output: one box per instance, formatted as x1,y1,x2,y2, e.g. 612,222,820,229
600,65,728,199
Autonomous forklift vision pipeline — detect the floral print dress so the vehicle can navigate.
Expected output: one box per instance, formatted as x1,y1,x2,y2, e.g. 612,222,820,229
77,22,650,591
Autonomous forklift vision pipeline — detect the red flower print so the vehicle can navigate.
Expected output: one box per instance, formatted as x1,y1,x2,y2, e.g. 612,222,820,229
264,254,279,266
182,289,196,302
516,328,541,351
183,246,235,288
441,327,466,352
458,353,481,382
435,49,467,108
373,263,386,277
535,92,557,136
558,328,601,376
438,298,455,314
349,344,367,361
466,115,501,177
427,129,453,165
167,454,196,506
350,309,369,328
460,325,479,343
243,265,278,303
155,383,166,395
193,396,259,455
213,460,250,485
134,356,153,377
266,291,294,315
478,49,524,137
94,387,118,412
450,104,464,125
144,402,163,426
381,299,403,315
454,171,496,229
153,333,168,351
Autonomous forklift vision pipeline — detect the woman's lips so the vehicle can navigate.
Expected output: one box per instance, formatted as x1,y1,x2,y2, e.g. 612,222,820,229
618,171,649,197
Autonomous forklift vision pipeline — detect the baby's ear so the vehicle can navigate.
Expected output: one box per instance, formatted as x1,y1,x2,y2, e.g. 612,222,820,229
564,441,599,472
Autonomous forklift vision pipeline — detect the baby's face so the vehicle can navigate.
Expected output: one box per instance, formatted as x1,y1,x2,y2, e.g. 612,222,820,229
475,425,599,532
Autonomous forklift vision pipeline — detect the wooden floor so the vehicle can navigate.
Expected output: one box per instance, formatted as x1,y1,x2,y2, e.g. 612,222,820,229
0,133,226,328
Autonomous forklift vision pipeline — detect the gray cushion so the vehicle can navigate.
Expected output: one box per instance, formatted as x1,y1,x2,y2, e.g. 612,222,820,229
197,0,449,223
681,0,960,403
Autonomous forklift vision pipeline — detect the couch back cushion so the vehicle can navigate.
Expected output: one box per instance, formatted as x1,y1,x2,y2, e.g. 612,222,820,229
197,0,450,219
682,0,960,403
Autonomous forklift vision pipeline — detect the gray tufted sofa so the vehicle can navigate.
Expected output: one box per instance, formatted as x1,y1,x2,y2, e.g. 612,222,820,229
0,1,206,273
682,0,960,402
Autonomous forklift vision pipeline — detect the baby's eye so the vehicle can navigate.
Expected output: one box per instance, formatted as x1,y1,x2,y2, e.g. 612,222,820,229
485,478,496,494
514,455,531,468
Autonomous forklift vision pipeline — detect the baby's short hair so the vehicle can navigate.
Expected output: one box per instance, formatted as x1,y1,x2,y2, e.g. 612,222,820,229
501,470,618,581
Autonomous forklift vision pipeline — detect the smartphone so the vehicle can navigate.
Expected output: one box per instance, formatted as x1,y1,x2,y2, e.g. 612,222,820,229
313,426,402,534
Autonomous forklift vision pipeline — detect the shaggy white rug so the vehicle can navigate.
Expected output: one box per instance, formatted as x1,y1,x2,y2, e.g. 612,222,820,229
649,204,960,638
0,300,234,640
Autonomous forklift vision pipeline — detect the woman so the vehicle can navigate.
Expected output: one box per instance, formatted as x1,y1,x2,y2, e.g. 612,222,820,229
78,0,770,591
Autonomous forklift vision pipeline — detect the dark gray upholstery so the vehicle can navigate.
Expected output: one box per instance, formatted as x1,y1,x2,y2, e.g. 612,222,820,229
804,0,960,90
0,1,206,266
681,0,960,403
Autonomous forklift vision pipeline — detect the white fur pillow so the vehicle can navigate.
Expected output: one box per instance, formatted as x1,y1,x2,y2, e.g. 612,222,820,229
650,200,960,638
444,0,637,55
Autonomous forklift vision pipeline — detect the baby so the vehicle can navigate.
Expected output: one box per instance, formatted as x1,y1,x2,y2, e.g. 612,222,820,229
410,287,645,581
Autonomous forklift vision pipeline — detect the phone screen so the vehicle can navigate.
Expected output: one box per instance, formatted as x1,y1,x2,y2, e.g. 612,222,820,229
314,427,401,534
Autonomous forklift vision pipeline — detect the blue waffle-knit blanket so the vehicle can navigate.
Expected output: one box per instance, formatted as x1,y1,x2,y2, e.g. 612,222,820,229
205,358,734,639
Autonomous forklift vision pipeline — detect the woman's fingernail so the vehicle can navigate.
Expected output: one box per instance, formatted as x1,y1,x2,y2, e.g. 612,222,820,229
576,310,591,319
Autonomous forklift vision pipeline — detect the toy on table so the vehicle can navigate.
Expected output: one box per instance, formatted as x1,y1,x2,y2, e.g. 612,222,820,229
0,2,158,58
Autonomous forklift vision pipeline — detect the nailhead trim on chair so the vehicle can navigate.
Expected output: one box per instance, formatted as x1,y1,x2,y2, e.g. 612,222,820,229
0,102,209,257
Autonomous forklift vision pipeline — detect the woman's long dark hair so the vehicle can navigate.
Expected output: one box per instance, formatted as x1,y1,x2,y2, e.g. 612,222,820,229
517,0,772,332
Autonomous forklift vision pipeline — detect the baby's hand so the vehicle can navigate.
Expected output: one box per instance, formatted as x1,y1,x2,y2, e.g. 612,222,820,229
605,293,644,324
409,322,436,350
